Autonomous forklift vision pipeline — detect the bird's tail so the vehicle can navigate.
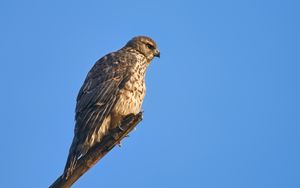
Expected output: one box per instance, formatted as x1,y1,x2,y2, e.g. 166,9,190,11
63,140,79,179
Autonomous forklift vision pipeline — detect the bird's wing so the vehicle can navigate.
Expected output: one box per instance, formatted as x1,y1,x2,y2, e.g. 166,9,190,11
74,52,134,142
64,51,135,178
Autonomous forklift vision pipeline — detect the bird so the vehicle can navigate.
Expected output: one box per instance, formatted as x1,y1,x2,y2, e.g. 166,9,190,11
63,36,160,179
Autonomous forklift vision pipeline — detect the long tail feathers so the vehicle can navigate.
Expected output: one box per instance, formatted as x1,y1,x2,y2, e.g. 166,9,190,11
63,140,80,179
63,154,78,179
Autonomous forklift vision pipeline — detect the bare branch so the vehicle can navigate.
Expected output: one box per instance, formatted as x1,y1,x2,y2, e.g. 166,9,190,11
49,112,143,188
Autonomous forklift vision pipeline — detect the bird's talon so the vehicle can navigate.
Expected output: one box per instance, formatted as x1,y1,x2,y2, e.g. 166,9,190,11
118,125,124,131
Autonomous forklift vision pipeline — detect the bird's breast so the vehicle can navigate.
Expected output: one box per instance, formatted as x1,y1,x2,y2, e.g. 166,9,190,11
113,61,147,116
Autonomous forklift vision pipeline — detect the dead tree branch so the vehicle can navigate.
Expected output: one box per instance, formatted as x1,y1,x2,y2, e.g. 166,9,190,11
49,112,143,188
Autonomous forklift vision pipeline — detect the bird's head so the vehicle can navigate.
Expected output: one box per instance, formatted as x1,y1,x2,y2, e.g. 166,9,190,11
125,36,160,60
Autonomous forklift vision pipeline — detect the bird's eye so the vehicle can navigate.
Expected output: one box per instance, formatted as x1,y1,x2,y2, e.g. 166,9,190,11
146,43,154,49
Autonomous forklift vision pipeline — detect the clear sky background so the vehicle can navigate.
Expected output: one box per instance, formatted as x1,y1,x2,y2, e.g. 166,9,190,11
0,0,299,187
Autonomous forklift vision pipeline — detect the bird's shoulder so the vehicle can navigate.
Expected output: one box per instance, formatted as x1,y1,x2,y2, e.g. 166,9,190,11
88,48,142,78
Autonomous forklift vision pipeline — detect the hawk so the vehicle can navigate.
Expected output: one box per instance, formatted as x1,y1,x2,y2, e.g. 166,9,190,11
63,36,160,178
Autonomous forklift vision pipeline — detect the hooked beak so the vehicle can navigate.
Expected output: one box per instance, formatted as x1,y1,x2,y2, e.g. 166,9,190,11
154,49,160,58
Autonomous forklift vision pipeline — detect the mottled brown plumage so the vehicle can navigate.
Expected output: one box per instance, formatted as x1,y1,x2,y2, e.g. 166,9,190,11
63,36,160,178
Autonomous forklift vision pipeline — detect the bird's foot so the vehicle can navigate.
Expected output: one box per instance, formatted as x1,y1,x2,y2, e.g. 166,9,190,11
118,124,125,131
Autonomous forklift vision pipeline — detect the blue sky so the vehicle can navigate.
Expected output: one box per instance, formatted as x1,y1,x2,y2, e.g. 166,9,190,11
0,0,299,187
